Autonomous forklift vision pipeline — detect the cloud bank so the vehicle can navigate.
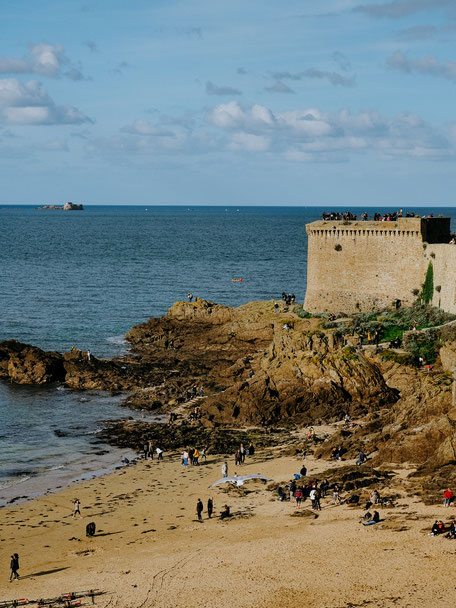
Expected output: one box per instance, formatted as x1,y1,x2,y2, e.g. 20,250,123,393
0,78,92,125
387,51,456,81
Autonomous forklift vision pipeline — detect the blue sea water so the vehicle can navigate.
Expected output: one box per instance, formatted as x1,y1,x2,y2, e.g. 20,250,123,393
1,204,456,503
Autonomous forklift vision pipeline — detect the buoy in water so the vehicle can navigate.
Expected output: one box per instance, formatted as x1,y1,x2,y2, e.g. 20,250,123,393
232,278,244,282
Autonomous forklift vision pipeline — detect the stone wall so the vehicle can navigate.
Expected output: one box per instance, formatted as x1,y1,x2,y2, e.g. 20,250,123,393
304,218,443,314
424,243,456,314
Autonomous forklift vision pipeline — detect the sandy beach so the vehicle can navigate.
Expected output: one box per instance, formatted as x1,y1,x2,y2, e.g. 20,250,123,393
1,430,455,608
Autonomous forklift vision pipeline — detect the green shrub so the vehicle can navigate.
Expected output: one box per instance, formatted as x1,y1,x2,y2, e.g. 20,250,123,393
422,262,434,305
380,350,414,365
293,304,312,319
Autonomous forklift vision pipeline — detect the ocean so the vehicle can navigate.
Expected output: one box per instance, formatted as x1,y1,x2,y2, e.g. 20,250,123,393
1,204,456,505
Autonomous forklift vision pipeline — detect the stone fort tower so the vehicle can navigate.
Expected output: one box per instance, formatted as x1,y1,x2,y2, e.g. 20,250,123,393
304,217,456,314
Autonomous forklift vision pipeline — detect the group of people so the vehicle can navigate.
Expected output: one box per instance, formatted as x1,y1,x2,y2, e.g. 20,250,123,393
142,441,164,460
187,293,199,302
182,447,206,466
234,443,251,465
278,478,339,509
184,385,204,401
429,520,456,538
281,292,296,306
358,330,381,347
196,498,231,521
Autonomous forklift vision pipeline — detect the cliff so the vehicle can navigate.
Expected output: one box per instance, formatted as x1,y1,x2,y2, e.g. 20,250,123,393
4,299,456,478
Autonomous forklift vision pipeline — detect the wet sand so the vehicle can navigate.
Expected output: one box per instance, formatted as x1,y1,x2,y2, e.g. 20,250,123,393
0,439,454,608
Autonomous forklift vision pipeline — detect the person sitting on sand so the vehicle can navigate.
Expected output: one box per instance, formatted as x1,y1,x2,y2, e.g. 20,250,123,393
430,520,446,536
445,520,456,539
370,490,380,504
363,511,380,526
220,504,231,520
444,488,454,507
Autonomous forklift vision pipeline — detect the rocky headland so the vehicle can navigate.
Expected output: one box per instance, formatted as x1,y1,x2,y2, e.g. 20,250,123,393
2,299,456,492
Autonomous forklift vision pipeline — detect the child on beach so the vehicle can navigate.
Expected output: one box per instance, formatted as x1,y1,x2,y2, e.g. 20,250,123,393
73,498,82,519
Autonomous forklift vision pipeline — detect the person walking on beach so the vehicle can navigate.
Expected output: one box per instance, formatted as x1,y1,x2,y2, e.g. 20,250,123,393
148,440,154,459
9,554,19,581
182,450,189,467
73,498,82,519
156,447,163,461
207,497,214,519
196,499,204,522
240,444,246,463
333,484,340,505
222,462,228,478
143,442,149,460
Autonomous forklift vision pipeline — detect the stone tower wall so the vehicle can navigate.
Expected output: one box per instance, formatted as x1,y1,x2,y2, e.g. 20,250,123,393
425,244,456,314
304,219,432,313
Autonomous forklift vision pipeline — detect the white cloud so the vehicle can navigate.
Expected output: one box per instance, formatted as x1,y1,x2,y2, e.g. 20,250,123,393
229,132,271,151
0,78,92,125
0,43,88,80
207,101,453,161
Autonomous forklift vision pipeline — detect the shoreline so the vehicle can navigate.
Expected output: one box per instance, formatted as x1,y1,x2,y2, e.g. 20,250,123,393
0,436,454,608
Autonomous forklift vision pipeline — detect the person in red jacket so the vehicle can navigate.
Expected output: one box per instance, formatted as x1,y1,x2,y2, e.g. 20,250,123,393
444,489,454,507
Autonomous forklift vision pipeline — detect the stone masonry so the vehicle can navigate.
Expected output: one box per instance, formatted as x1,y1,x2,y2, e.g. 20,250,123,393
304,217,456,314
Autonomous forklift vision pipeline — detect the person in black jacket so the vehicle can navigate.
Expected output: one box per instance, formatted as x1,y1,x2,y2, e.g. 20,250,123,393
9,553,19,581
196,499,204,522
207,498,213,519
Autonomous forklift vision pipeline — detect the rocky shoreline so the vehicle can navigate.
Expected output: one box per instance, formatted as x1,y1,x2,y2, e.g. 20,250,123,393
2,298,456,492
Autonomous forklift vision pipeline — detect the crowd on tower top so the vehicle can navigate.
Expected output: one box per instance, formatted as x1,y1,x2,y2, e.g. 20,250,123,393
321,209,429,222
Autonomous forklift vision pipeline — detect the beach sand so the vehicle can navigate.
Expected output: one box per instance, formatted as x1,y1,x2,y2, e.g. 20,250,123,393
0,437,454,608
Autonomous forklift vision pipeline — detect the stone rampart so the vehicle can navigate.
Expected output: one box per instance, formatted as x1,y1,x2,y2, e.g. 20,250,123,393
304,217,453,314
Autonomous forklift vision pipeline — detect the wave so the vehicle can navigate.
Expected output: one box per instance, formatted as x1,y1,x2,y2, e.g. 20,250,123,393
106,335,128,346
0,475,32,490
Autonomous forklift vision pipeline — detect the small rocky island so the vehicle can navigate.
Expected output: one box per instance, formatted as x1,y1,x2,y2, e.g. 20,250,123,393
36,202,83,210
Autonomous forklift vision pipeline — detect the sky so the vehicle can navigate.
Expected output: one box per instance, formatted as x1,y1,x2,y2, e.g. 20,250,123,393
1,0,456,206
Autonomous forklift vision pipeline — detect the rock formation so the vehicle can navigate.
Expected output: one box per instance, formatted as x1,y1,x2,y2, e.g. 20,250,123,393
4,299,456,479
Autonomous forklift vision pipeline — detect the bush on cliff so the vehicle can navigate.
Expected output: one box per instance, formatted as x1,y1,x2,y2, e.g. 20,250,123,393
293,304,312,319
346,302,456,343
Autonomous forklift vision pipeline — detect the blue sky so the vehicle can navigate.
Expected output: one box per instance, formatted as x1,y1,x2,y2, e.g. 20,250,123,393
1,0,456,205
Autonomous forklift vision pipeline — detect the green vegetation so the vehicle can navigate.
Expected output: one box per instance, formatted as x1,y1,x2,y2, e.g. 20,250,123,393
422,262,434,305
343,302,456,352
405,329,443,364
292,304,312,319
380,350,414,365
